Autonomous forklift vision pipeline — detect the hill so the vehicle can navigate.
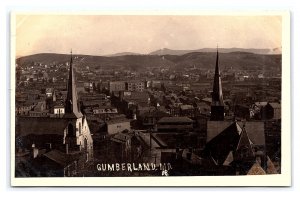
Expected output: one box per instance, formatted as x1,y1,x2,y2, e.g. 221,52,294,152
16,51,281,72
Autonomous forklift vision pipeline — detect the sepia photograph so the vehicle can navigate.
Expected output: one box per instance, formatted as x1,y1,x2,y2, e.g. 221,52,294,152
11,12,290,186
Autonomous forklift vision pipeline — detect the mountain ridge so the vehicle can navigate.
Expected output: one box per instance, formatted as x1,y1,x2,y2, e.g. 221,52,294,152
148,47,282,56
16,51,281,72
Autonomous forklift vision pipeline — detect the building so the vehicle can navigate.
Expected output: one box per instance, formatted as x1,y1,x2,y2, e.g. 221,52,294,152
109,81,126,93
126,81,145,92
15,52,94,177
28,101,49,117
105,118,131,135
53,101,65,117
92,106,118,115
110,131,134,162
45,88,54,98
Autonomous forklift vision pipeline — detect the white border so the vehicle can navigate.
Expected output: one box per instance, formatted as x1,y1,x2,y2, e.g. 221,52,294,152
10,11,290,187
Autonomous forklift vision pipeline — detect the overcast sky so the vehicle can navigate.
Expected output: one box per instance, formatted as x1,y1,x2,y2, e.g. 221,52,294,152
15,14,282,57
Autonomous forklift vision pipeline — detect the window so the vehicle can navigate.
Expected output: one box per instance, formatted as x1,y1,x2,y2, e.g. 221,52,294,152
79,123,82,134
67,124,74,137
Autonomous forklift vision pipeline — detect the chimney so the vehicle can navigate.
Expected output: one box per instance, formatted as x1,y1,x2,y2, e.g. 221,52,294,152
119,91,124,101
32,143,38,158
46,143,52,152
66,144,69,154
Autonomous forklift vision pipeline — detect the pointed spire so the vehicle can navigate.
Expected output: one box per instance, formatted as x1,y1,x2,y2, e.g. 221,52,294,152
212,47,224,106
64,50,83,119
215,46,219,75
70,49,73,66
210,47,224,121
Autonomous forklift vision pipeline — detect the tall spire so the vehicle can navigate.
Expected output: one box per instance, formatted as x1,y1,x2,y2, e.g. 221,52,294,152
64,51,83,118
211,47,225,121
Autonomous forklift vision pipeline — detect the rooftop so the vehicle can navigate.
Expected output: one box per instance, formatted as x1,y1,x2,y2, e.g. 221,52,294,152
158,116,193,123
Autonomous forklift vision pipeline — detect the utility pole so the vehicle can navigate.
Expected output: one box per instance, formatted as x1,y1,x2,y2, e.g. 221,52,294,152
149,129,152,154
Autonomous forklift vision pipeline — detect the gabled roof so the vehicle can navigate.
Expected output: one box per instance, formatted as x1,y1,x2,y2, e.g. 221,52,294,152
236,121,265,146
111,133,133,143
255,102,268,107
247,162,266,175
223,151,234,166
266,156,278,174
268,102,281,109
236,126,254,151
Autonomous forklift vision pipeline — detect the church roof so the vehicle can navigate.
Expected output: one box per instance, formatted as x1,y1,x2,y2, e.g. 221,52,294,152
207,121,265,146
207,121,237,142
236,126,254,151
202,122,242,165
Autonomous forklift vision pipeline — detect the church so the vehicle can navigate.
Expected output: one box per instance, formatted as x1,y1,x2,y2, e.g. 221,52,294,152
201,49,277,175
15,52,93,177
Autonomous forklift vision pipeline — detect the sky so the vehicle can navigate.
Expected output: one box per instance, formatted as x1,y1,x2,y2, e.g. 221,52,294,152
15,14,282,57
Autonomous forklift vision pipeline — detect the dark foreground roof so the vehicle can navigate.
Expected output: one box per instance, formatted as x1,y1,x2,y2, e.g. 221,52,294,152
207,121,265,146
16,117,68,136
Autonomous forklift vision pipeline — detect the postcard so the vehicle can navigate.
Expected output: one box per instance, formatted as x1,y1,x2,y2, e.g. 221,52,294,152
11,11,291,186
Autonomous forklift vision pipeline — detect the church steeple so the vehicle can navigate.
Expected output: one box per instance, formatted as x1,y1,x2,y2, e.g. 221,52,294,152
211,48,225,121
64,51,83,119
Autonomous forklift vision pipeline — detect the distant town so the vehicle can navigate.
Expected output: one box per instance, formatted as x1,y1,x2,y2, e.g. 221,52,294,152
15,49,281,177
